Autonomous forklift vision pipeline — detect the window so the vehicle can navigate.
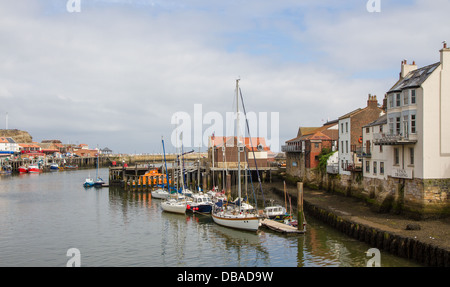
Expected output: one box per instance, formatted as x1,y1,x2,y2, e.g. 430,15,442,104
366,127,370,134
388,95,394,108
411,115,416,134
314,143,319,148
380,162,384,175
341,123,344,133
394,148,399,165
389,118,394,135
396,117,401,135
345,122,348,133
411,89,416,104
396,93,401,106
403,90,409,105
410,147,414,165
380,125,383,133
366,161,370,173
341,141,344,153
346,141,348,153
403,115,409,136
373,161,377,174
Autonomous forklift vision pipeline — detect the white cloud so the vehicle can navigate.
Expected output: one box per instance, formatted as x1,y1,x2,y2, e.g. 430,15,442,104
0,1,448,153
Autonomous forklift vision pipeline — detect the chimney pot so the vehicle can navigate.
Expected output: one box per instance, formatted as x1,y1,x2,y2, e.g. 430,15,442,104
444,41,447,49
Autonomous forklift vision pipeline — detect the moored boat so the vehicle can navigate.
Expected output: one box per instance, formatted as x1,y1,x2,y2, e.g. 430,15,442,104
18,166,28,173
94,177,105,187
50,163,59,171
151,188,169,199
83,177,94,187
186,193,213,214
211,79,260,232
27,165,41,173
161,198,187,214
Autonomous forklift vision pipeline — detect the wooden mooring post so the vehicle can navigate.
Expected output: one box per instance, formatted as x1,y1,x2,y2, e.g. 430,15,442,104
297,182,305,232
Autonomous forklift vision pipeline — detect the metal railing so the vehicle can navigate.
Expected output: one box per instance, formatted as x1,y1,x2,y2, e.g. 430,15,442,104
281,145,302,153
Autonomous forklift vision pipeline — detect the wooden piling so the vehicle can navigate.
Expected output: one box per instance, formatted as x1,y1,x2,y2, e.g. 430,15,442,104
297,182,304,232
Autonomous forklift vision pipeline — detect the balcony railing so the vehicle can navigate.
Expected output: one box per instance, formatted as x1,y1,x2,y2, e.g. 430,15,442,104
373,133,417,145
344,163,362,172
281,145,302,153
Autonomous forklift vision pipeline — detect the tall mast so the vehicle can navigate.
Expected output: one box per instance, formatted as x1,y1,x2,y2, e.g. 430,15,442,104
236,79,241,208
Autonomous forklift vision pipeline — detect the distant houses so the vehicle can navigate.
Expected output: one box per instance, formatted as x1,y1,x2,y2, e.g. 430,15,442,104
283,43,450,217
0,136,111,160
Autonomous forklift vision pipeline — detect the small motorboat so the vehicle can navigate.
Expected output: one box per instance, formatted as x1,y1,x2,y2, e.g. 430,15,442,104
186,193,213,214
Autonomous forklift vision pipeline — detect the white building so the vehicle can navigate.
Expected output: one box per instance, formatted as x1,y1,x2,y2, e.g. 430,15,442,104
362,114,389,180
0,137,19,156
373,43,450,213
337,95,383,176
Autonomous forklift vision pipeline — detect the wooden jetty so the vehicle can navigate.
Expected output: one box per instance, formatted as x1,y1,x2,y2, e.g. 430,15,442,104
260,219,305,234
260,182,307,234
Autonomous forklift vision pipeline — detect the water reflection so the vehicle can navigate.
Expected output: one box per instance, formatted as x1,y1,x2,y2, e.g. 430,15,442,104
0,169,421,267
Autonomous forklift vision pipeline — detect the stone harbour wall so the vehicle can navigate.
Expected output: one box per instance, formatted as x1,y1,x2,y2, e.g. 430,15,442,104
304,202,450,267
300,168,450,218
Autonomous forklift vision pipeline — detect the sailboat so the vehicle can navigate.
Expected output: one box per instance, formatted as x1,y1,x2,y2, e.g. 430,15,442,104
94,152,105,187
152,137,170,199
83,173,94,187
160,136,187,214
211,79,260,232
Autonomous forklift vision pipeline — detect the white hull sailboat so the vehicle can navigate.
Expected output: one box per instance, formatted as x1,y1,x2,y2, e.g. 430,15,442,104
211,79,260,232
152,188,169,199
212,209,260,231
161,198,187,214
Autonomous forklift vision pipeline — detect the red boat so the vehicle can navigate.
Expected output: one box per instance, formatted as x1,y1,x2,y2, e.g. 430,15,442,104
27,165,41,173
19,166,28,173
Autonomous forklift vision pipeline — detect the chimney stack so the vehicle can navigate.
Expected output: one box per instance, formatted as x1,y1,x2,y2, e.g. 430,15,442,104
441,41,450,69
400,59,418,79
367,94,378,108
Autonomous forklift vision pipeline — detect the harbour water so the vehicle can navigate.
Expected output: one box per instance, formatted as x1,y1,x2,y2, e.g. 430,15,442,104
0,168,421,267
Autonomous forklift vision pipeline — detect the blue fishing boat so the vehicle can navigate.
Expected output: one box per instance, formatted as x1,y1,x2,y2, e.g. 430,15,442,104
186,193,213,214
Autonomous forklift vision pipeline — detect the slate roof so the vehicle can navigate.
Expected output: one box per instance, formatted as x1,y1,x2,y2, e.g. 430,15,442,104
388,62,440,93
363,114,387,128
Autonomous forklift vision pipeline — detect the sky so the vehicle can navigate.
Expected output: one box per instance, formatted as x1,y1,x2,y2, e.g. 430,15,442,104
1,0,449,154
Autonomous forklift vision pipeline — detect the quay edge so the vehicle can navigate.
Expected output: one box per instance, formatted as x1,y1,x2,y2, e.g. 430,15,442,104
270,185,450,267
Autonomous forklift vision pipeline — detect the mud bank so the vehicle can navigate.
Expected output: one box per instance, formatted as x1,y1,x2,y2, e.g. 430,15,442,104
269,184,450,267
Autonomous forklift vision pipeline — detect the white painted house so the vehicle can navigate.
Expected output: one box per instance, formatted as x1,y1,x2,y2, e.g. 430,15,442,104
372,43,450,212
337,95,383,176
362,114,389,180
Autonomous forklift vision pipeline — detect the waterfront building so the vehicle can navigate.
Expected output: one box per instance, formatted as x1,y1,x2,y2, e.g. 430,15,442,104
370,43,450,214
361,114,389,181
282,121,338,180
208,136,273,169
337,95,384,176
0,137,19,156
